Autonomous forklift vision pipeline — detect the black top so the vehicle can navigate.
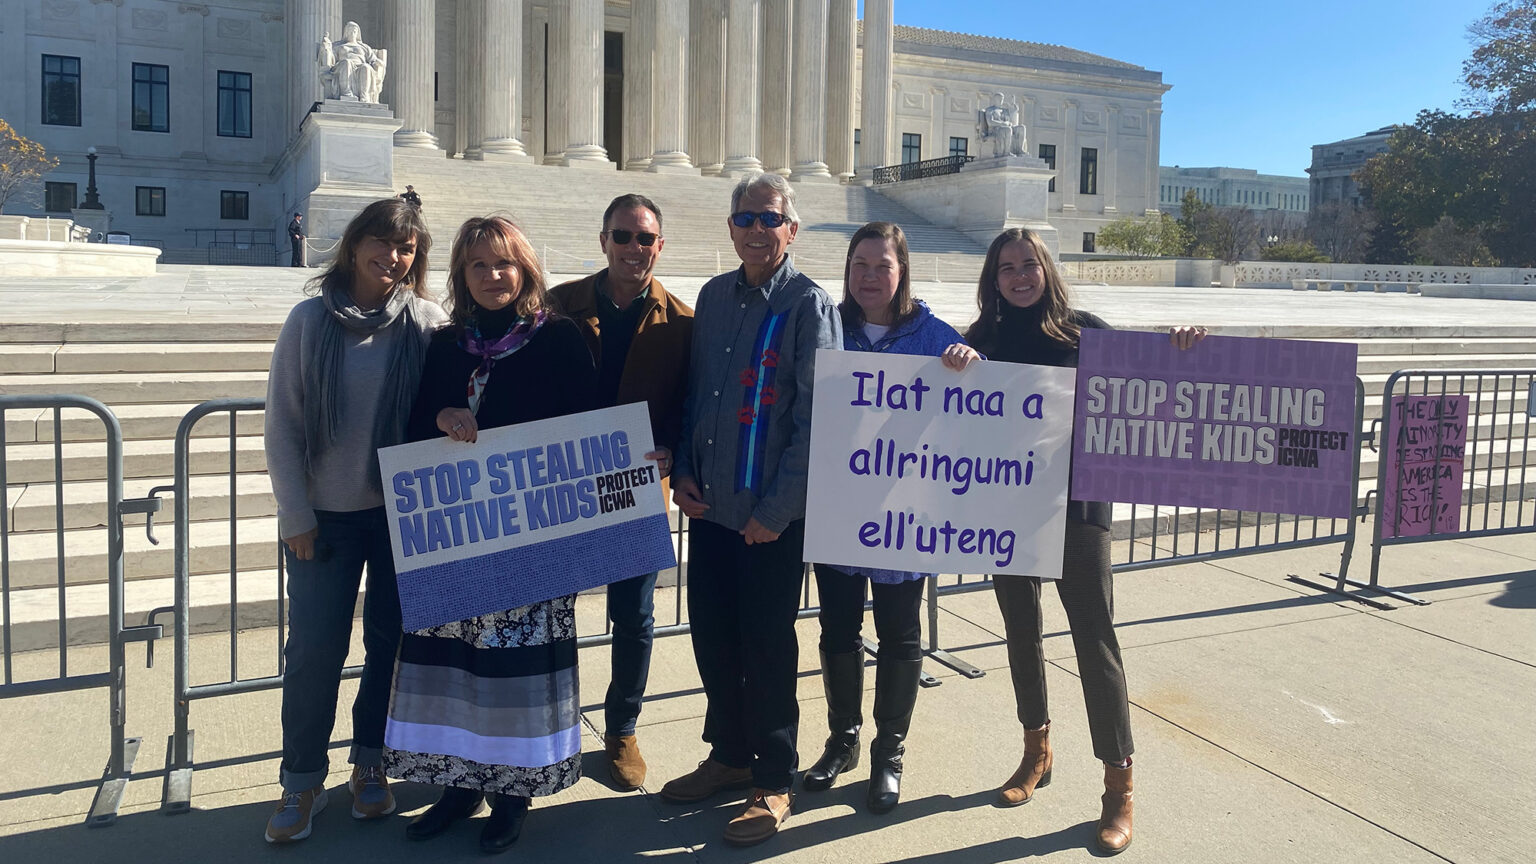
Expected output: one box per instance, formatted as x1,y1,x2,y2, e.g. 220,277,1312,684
974,303,1112,530
592,272,648,409
406,316,599,444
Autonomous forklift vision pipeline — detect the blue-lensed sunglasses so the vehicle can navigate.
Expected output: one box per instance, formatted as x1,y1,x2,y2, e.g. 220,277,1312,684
730,211,789,229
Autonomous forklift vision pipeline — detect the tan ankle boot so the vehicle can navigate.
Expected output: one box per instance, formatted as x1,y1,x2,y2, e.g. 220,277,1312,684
1097,758,1133,854
997,721,1052,806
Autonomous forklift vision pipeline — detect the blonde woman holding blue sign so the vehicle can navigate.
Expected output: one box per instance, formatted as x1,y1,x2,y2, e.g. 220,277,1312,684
381,216,597,855
804,222,969,814
954,228,1203,855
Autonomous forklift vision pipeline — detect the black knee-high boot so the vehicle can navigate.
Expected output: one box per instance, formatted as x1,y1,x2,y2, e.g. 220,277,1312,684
405,786,484,841
867,657,922,814
803,650,865,791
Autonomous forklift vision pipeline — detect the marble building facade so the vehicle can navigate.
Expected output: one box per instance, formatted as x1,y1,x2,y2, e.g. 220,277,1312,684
3,0,1167,254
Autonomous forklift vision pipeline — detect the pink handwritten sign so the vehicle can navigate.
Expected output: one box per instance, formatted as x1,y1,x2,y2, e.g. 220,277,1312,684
1379,395,1468,538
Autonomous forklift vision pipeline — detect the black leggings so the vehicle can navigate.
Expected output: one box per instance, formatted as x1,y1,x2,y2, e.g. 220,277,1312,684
992,519,1133,763
815,565,925,661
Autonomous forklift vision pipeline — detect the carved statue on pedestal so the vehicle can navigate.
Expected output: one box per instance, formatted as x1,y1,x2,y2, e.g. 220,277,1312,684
318,21,387,103
977,92,1027,158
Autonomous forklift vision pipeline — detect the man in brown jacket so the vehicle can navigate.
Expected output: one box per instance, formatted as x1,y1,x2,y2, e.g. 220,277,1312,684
549,193,693,791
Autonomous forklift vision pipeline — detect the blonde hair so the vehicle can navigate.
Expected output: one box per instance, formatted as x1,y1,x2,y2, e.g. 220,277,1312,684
445,215,548,328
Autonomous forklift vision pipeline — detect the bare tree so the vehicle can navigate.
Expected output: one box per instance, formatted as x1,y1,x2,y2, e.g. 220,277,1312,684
1307,202,1374,263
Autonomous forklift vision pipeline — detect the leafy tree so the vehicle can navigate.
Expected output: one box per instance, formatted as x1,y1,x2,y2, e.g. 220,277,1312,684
1096,211,1188,257
1461,0,1536,113
1174,190,1210,255
1260,240,1330,263
0,118,59,213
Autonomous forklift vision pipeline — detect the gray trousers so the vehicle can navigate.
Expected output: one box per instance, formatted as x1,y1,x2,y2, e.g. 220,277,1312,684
992,519,1133,763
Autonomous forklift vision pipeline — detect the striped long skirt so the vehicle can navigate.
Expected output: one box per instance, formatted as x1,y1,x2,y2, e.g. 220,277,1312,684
382,594,582,797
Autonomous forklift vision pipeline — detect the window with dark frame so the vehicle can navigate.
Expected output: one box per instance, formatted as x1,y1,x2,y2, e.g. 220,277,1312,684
136,186,166,217
45,182,78,213
1083,232,1096,253
901,132,921,164
1038,143,1056,192
218,71,252,138
948,136,967,158
220,190,249,220
853,128,861,172
132,63,170,132
42,55,82,126
1080,147,1098,195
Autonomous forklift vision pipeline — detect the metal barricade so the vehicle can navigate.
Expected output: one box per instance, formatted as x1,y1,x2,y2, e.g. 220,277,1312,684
0,395,162,826
924,377,1371,674
1343,368,1536,606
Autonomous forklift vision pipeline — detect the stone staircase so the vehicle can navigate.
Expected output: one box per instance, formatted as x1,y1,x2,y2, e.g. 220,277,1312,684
2,320,1533,652
392,153,988,283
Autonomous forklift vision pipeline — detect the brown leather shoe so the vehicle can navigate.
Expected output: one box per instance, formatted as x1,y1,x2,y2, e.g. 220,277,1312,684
1097,758,1134,854
722,789,792,847
658,758,753,803
604,735,647,791
997,721,1053,806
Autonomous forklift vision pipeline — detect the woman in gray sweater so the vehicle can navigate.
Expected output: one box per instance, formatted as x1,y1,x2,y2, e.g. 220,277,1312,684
261,198,448,844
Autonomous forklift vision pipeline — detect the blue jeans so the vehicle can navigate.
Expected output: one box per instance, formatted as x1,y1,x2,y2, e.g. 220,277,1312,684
604,571,658,737
279,507,402,793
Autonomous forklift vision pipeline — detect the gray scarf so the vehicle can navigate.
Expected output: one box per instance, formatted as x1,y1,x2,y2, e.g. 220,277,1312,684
304,281,427,489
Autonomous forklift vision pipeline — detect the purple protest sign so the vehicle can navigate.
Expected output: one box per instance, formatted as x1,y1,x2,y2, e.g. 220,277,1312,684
1379,395,1468,538
1072,330,1358,518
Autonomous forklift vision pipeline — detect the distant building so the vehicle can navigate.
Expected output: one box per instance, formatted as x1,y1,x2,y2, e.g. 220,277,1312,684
1157,166,1309,216
1306,127,1396,211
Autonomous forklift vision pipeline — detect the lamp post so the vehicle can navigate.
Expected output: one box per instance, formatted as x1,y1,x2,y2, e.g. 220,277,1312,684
80,146,104,209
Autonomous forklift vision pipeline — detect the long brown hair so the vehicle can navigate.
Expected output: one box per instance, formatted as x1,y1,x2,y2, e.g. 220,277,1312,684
445,215,548,329
965,228,1079,350
839,221,916,331
307,197,433,300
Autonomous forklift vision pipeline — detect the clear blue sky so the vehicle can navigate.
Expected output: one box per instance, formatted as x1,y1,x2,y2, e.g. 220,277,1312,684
871,0,1490,176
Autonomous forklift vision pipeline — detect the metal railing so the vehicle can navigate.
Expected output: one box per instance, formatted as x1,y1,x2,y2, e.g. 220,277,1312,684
1345,369,1536,606
209,241,280,267
872,155,975,185
0,395,162,826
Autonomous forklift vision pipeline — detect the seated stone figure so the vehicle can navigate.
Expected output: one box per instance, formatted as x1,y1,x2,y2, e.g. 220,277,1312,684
977,92,1027,158
318,22,387,103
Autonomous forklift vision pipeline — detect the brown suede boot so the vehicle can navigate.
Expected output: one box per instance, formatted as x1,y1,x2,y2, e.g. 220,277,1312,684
604,734,647,791
1097,758,1133,854
996,721,1052,806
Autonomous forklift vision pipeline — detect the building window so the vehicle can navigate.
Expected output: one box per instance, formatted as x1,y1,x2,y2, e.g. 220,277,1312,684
220,190,249,220
901,133,921,164
42,55,82,126
1083,232,1096,253
132,63,170,132
44,182,78,213
218,71,252,138
853,128,861,171
1038,143,1056,192
1079,147,1098,195
949,136,967,158
136,186,166,217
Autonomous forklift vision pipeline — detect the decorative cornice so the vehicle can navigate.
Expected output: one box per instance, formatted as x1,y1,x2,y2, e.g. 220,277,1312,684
178,4,209,16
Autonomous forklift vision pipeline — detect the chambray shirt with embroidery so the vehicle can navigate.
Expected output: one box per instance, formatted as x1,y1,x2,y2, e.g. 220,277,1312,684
672,258,842,534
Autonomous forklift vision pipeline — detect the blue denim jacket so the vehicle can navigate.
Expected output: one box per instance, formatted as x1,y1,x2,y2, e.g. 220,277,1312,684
825,300,968,583
672,258,842,534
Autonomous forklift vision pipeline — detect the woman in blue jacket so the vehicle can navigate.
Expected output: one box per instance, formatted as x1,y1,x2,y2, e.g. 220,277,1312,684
803,221,975,814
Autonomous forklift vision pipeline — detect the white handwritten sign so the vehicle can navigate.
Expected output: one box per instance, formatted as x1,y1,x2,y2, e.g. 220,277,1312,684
803,350,1076,579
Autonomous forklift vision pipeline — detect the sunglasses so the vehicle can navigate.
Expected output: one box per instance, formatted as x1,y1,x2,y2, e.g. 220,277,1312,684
730,211,789,229
604,229,660,247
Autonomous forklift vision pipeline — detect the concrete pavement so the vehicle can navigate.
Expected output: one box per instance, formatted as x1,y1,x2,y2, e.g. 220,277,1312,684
0,519,1531,863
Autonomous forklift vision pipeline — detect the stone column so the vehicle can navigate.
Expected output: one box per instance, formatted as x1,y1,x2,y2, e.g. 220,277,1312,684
824,0,856,180
928,86,946,162
480,0,531,159
287,0,341,136
855,0,893,177
1060,99,1078,211
1104,104,1119,213
392,0,438,148
1145,107,1162,214
543,3,568,164
688,0,726,175
562,0,610,166
788,0,831,180
456,0,483,157
759,0,793,175
649,0,696,172
623,0,657,170
720,0,762,177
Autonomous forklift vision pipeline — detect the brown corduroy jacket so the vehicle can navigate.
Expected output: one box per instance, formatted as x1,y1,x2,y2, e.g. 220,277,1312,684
549,270,694,453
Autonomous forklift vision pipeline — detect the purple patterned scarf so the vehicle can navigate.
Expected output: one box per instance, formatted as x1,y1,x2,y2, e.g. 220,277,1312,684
459,310,547,415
